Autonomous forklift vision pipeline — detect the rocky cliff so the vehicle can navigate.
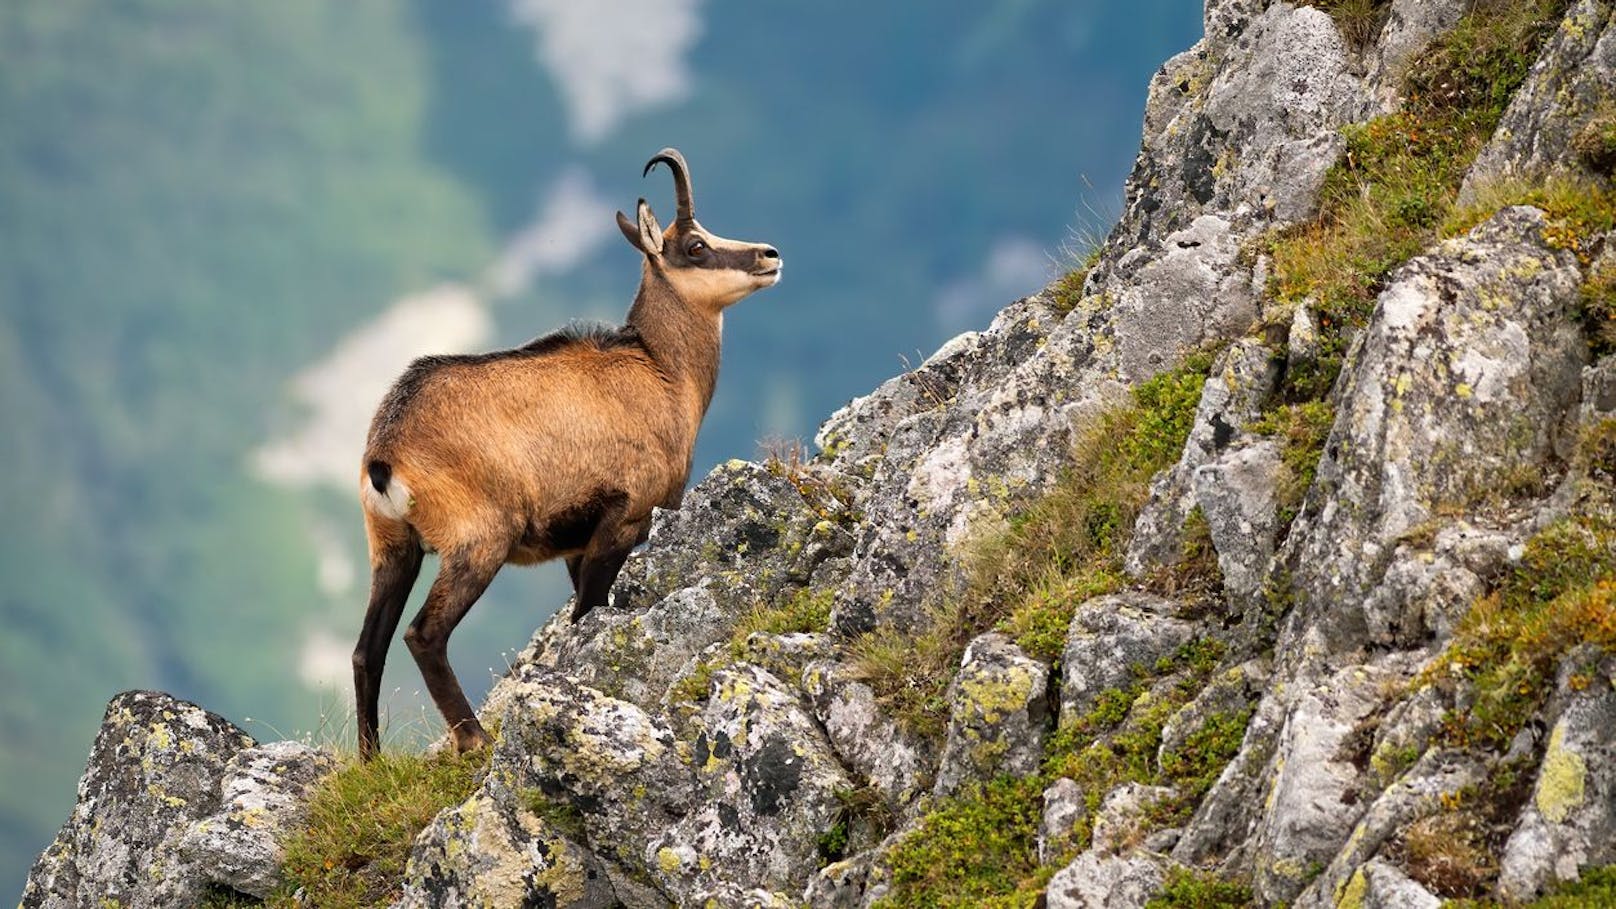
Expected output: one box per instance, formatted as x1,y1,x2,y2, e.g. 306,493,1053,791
21,0,1616,906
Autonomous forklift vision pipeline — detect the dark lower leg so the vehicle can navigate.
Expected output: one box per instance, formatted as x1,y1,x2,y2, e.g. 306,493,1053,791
405,551,501,753
565,554,583,592
354,545,423,760
570,517,645,621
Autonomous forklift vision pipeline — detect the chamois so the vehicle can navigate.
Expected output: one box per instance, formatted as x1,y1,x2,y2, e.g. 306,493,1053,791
353,148,781,758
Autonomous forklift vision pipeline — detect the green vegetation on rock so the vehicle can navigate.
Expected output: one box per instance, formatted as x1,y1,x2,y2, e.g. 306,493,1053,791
1428,510,1616,752
1145,866,1254,909
875,776,1047,909
849,353,1216,739
1265,0,1572,397
275,751,485,909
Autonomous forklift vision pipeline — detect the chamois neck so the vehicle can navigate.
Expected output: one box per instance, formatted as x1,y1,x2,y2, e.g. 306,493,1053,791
626,268,722,412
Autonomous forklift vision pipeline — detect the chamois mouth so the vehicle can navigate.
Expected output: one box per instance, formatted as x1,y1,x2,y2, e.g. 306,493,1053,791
753,266,781,278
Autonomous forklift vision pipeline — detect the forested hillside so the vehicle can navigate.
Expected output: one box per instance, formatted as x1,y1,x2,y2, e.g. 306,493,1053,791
0,0,1199,897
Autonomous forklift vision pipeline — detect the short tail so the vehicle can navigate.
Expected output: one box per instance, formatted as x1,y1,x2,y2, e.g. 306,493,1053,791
362,459,412,520
367,460,391,494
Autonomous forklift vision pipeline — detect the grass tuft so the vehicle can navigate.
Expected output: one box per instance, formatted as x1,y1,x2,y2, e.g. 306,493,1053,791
1145,867,1254,909
275,750,485,909
1051,245,1104,315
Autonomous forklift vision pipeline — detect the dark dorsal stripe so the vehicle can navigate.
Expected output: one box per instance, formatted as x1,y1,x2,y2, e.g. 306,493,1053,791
368,323,647,446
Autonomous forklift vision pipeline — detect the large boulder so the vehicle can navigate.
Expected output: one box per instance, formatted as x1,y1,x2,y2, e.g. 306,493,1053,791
21,691,256,909
176,741,334,899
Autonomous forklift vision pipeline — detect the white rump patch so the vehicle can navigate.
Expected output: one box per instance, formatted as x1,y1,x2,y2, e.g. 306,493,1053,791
362,474,413,521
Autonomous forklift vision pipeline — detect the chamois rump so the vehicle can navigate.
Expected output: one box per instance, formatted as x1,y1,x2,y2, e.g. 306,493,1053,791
353,149,781,758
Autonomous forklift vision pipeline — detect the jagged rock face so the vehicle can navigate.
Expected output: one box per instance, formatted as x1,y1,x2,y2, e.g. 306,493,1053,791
1126,339,1280,578
649,665,853,903
21,691,257,908
932,633,1050,797
1103,1,1367,252
803,660,934,810
1044,850,1167,909
29,1,1616,907
1464,0,1616,196
1283,207,1587,656
397,779,617,909
1061,593,1195,725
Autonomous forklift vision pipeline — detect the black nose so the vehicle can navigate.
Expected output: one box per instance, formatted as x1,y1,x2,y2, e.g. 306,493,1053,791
762,246,780,259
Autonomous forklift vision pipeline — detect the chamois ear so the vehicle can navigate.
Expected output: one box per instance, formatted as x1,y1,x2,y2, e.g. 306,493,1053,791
616,200,664,256
635,199,664,256
616,209,642,253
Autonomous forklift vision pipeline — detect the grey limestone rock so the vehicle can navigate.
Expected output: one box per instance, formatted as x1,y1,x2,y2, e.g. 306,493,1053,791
1365,0,1471,109
1247,660,1416,906
1061,593,1195,725
1039,777,1088,865
933,633,1051,797
648,664,853,903
1341,858,1443,909
803,660,934,810
1090,783,1180,856
176,740,334,899
1292,750,1485,909
1282,207,1587,657
1043,850,1168,909
1498,650,1616,901
1108,216,1262,384
1126,339,1280,577
483,668,692,881
1101,1,1369,255
1463,0,1616,198
396,780,615,909
21,691,256,909
1193,439,1283,605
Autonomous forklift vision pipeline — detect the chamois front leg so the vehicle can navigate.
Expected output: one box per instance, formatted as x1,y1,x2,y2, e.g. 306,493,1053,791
565,554,583,592
354,538,424,760
404,545,503,754
570,511,648,621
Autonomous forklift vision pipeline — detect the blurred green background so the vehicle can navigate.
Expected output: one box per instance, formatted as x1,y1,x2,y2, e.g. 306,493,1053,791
0,0,1200,896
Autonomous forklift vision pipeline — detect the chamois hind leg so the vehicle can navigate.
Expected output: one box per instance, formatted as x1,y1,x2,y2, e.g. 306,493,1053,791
354,525,424,760
570,509,648,621
404,544,503,753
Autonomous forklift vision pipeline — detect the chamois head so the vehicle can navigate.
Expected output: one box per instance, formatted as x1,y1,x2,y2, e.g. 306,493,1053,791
616,147,781,311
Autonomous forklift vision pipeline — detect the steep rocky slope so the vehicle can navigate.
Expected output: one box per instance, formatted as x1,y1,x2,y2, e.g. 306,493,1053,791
21,0,1616,906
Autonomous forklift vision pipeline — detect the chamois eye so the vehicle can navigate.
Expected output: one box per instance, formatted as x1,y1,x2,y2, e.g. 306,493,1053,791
687,240,708,257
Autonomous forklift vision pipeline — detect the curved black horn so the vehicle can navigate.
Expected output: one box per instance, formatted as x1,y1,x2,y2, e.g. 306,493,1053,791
642,147,694,224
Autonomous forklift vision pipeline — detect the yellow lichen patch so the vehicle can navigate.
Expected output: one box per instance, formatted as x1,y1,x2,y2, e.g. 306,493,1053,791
1336,867,1368,909
1536,723,1587,824
957,663,1036,727
656,846,683,874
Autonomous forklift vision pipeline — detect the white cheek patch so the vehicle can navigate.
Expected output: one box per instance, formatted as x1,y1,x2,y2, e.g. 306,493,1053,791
362,474,413,521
